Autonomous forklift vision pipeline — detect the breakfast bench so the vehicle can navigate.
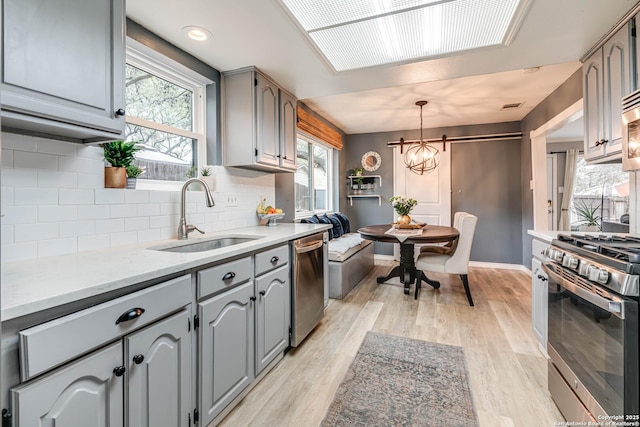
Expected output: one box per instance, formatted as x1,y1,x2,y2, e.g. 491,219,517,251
301,212,374,299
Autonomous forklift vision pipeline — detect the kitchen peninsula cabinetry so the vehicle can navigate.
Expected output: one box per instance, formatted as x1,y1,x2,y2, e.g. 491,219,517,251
222,67,297,172
531,239,550,351
1,0,126,142
9,275,192,427
583,20,634,162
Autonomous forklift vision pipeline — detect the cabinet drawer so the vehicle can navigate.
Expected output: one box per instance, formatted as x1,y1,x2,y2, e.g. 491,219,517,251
532,239,550,261
19,275,191,381
197,256,252,299
255,245,289,276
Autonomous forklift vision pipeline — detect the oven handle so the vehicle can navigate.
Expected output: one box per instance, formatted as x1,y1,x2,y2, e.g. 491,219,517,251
542,263,626,320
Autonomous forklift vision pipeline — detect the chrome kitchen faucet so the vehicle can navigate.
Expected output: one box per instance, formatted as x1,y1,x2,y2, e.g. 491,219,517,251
178,178,215,240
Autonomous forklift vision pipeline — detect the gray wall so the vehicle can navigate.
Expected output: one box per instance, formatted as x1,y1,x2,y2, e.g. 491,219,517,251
345,122,522,259
520,69,582,267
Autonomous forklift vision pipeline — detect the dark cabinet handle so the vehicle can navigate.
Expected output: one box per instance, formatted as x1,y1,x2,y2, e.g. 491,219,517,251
595,139,608,147
537,274,548,282
277,154,281,158
250,296,256,302
113,366,126,377
115,108,126,117
222,272,236,281
116,308,145,325
270,256,279,263
133,354,144,365
283,156,287,159
259,290,266,296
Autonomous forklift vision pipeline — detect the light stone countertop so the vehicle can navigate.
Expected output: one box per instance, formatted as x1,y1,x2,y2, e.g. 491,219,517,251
1,223,331,321
527,230,560,243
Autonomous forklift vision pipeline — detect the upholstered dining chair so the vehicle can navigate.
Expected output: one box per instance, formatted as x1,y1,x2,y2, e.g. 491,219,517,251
414,213,478,305
418,211,467,255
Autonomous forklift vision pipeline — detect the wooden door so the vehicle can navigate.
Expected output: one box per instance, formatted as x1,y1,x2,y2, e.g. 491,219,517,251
199,282,254,426
125,309,192,427
255,266,289,375
255,72,280,167
11,342,124,427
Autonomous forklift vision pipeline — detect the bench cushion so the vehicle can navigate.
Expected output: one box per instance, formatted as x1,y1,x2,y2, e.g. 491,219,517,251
328,233,371,262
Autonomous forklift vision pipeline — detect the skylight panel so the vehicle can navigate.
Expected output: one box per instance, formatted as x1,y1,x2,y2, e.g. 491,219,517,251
278,0,527,72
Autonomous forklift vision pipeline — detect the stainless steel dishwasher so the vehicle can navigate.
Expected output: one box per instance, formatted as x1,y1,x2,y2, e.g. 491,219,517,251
290,231,327,347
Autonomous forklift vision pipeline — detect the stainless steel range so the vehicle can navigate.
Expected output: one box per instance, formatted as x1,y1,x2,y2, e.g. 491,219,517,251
542,234,639,422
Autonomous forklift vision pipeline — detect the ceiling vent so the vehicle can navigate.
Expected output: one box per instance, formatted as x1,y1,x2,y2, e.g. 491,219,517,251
500,102,523,110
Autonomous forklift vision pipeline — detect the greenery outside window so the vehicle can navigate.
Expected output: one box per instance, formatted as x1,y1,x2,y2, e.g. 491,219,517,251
295,135,333,217
125,44,210,189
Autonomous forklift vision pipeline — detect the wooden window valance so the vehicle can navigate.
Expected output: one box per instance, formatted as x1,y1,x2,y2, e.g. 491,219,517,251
296,106,343,150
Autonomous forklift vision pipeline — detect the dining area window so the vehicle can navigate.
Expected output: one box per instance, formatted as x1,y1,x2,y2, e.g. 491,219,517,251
295,136,333,217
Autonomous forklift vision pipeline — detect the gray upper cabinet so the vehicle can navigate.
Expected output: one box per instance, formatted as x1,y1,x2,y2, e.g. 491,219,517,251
222,66,297,172
255,265,290,375
198,281,254,426
125,309,192,427
1,0,126,143
583,20,633,162
11,342,124,427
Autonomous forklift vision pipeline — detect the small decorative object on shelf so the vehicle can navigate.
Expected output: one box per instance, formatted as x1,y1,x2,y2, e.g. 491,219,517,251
102,140,140,188
125,164,144,189
390,195,418,224
256,198,284,226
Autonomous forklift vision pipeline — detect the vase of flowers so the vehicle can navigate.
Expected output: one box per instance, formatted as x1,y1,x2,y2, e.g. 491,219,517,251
390,195,417,224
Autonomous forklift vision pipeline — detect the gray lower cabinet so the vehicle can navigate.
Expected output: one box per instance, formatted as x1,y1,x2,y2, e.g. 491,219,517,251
531,257,548,347
255,265,290,375
198,281,254,426
1,0,125,142
125,309,191,427
11,342,124,427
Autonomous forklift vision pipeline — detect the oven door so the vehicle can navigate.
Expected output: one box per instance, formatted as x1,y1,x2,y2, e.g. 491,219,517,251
543,262,638,418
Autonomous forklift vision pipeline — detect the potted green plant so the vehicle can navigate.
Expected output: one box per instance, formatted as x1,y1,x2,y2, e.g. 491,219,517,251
126,165,143,189
574,200,601,231
102,141,140,188
351,166,365,191
200,166,215,190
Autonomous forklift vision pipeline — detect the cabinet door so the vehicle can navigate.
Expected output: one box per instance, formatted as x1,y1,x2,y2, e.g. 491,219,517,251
531,258,548,347
255,265,290,375
125,309,191,427
603,24,632,155
583,51,606,160
199,282,254,426
279,90,298,171
11,342,123,427
1,0,125,137
255,72,280,167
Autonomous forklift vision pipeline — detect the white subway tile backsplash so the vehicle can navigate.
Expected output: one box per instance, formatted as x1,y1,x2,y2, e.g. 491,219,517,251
38,238,77,258
2,242,38,263
1,136,275,261
15,223,59,243
125,190,150,204
1,133,38,152
2,168,39,188
38,205,77,222
14,188,59,206
95,218,125,234
38,170,78,188
78,234,110,252
95,189,125,204
60,220,95,237
59,189,94,205
3,206,38,225
14,151,59,170
110,204,137,218
2,149,14,167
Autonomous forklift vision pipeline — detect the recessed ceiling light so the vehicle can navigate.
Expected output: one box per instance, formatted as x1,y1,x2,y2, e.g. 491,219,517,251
182,26,213,41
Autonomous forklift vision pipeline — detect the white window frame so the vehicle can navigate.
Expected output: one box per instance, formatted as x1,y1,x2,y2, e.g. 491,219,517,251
125,38,212,190
295,133,334,219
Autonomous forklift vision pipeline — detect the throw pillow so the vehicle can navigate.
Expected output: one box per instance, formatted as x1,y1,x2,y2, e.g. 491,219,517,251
317,214,334,240
327,214,344,239
335,212,351,234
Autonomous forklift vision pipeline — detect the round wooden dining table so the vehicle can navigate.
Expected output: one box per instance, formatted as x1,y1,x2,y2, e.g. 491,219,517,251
358,224,459,295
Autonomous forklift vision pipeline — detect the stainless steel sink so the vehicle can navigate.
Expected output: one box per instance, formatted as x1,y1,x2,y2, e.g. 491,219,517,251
149,236,262,253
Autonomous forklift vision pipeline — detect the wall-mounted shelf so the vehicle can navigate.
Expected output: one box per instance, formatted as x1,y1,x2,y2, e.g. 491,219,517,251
347,175,382,187
347,195,381,206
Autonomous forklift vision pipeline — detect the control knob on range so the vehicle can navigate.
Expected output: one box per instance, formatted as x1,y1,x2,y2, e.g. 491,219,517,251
551,249,564,262
578,262,591,277
562,255,579,270
587,267,609,284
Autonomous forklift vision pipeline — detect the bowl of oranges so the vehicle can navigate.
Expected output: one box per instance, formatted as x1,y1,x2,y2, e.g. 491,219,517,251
256,199,285,226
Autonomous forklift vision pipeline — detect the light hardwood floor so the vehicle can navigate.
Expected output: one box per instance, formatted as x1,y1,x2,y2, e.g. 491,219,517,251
219,261,564,427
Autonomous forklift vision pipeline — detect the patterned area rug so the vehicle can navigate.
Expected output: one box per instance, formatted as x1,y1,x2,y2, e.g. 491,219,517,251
322,332,478,427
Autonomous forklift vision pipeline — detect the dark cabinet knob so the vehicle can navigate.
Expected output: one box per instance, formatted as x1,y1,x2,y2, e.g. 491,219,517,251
270,256,279,263
113,366,126,377
259,290,266,296
133,354,144,365
115,108,126,117
222,272,236,281
537,274,548,282
250,296,256,302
